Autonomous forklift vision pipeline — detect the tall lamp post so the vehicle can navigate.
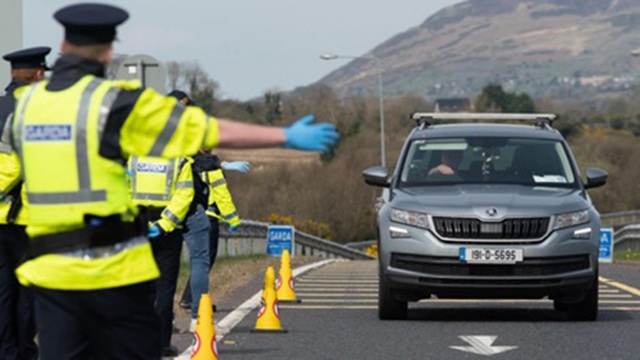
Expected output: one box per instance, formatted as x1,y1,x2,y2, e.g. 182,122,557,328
320,53,386,168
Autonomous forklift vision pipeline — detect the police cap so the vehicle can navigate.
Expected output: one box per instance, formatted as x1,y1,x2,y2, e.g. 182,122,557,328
2,47,51,70
54,3,129,45
168,90,197,106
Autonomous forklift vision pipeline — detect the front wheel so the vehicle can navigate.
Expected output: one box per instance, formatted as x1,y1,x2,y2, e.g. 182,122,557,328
378,273,407,320
566,270,599,321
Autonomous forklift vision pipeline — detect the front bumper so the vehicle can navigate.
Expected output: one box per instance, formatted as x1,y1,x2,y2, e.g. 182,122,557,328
379,222,599,300
386,253,595,299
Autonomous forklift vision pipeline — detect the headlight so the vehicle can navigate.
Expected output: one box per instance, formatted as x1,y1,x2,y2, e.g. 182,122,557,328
553,210,589,230
390,208,430,229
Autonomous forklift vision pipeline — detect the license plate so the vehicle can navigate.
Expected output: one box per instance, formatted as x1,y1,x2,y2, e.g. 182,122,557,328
459,247,523,264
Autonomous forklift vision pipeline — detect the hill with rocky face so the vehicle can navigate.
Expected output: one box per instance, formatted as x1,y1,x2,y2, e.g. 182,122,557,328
318,0,640,100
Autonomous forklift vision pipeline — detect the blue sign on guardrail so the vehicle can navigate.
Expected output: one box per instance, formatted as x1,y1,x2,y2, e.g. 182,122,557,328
266,225,295,257
599,228,614,263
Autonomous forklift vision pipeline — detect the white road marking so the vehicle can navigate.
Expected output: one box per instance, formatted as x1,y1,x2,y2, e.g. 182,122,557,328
450,336,517,356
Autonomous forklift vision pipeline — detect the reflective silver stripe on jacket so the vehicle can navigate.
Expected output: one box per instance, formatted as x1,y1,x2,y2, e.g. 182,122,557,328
209,178,226,187
148,104,185,157
17,79,120,204
162,208,181,225
0,114,13,153
60,236,148,259
175,181,193,189
131,193,169,201
0,142,12,154
223,211,238,220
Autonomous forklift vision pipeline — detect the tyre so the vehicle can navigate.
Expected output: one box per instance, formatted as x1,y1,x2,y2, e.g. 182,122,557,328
378,273,407,320
567,270,598,321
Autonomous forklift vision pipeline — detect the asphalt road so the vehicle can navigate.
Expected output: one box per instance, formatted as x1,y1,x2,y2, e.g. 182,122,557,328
214,260,640,360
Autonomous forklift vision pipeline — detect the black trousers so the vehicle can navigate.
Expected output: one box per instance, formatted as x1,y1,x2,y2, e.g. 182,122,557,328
150,230,183,349
0,224,38,360
32,281,160,360
180,217,219,305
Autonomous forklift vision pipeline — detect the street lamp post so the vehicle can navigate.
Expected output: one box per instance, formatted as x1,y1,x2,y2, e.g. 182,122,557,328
320,53,386,168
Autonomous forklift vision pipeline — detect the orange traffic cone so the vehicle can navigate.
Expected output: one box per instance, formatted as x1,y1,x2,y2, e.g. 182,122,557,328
276,249,300,303
191,294,218,360
251,266,287,333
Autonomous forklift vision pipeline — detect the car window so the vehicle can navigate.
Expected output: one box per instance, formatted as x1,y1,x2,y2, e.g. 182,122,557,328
399,137,577,188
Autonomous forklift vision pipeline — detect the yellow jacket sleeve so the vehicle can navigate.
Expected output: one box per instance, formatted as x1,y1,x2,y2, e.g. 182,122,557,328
0,152,23,224
0,152,21,199
157,158,195,233
119,88,219,159
205,169,240,226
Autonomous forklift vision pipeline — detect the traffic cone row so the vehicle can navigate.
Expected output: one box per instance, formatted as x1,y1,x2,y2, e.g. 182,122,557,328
192,249,299,359
252,249,300,332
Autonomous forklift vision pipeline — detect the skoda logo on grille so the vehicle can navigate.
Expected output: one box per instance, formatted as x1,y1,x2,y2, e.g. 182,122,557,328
485,208,498,217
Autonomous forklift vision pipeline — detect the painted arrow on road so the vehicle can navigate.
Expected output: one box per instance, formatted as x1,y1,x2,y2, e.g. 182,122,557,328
450,336,518,356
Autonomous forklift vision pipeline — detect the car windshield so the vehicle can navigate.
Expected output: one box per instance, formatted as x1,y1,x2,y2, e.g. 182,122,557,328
398,136,578,188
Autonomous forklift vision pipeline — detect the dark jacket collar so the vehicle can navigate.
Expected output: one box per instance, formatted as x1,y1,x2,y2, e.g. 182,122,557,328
46,55,106,91
3,79,28,95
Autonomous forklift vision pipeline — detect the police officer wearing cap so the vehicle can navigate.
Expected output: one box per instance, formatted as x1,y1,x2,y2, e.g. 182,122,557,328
0,46,50,360
8,3,338,359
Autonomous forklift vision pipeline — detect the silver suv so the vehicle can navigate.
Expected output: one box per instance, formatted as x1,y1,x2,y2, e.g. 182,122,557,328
363,113,608,321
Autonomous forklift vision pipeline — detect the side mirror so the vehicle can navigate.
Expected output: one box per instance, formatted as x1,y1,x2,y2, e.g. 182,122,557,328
362,166,390,188
584,167,607,189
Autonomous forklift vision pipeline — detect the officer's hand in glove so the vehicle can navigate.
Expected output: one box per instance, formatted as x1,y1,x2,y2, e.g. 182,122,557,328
222,161,251,173
284,114,340,153
148,223,163,239
228,224,239,232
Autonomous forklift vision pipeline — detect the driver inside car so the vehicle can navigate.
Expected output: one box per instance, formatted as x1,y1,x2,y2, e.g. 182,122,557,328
428,150,463,176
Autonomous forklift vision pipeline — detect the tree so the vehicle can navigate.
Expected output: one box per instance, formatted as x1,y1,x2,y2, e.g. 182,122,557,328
475,83,535,113
165,60,219,113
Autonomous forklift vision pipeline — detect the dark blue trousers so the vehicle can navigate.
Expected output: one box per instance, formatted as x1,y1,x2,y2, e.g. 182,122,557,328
150,230,183,349
0,224,37,360
32,281,160,360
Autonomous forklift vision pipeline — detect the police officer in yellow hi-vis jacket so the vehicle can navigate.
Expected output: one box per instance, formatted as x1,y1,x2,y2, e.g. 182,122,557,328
0,46,51,360
128,155,194,357
7,3,339,359
180,156,243,313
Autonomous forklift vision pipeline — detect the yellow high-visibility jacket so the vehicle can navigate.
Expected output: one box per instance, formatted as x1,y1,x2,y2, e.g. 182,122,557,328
0,152,26,225
204,169,239,226
129,156,194,233
10,59,219,290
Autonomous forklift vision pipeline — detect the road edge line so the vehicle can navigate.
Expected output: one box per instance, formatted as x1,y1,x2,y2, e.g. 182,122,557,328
176,258,336,358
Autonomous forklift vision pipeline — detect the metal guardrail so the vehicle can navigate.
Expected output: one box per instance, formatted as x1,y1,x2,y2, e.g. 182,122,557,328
613,224,640,252
601,210,640,228
217,220,375,260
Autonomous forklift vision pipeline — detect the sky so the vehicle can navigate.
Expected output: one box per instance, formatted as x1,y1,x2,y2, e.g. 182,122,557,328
23,0,462,100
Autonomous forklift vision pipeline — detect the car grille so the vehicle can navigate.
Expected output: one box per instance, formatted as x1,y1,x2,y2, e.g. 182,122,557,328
391,253,589,277
432,216,550,241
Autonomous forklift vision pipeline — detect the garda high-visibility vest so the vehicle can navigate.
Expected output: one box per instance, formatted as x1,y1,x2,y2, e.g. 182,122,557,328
11,76,159,290
205,169,240,226
129,156,195,232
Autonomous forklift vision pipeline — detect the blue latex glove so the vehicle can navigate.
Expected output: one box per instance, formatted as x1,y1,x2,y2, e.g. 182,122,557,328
283,114,340,153
222,161,251,173
148,224,162,239
229,224,239,232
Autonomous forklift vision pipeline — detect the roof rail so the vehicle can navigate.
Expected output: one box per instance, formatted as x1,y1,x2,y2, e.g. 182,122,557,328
411,112,557,129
